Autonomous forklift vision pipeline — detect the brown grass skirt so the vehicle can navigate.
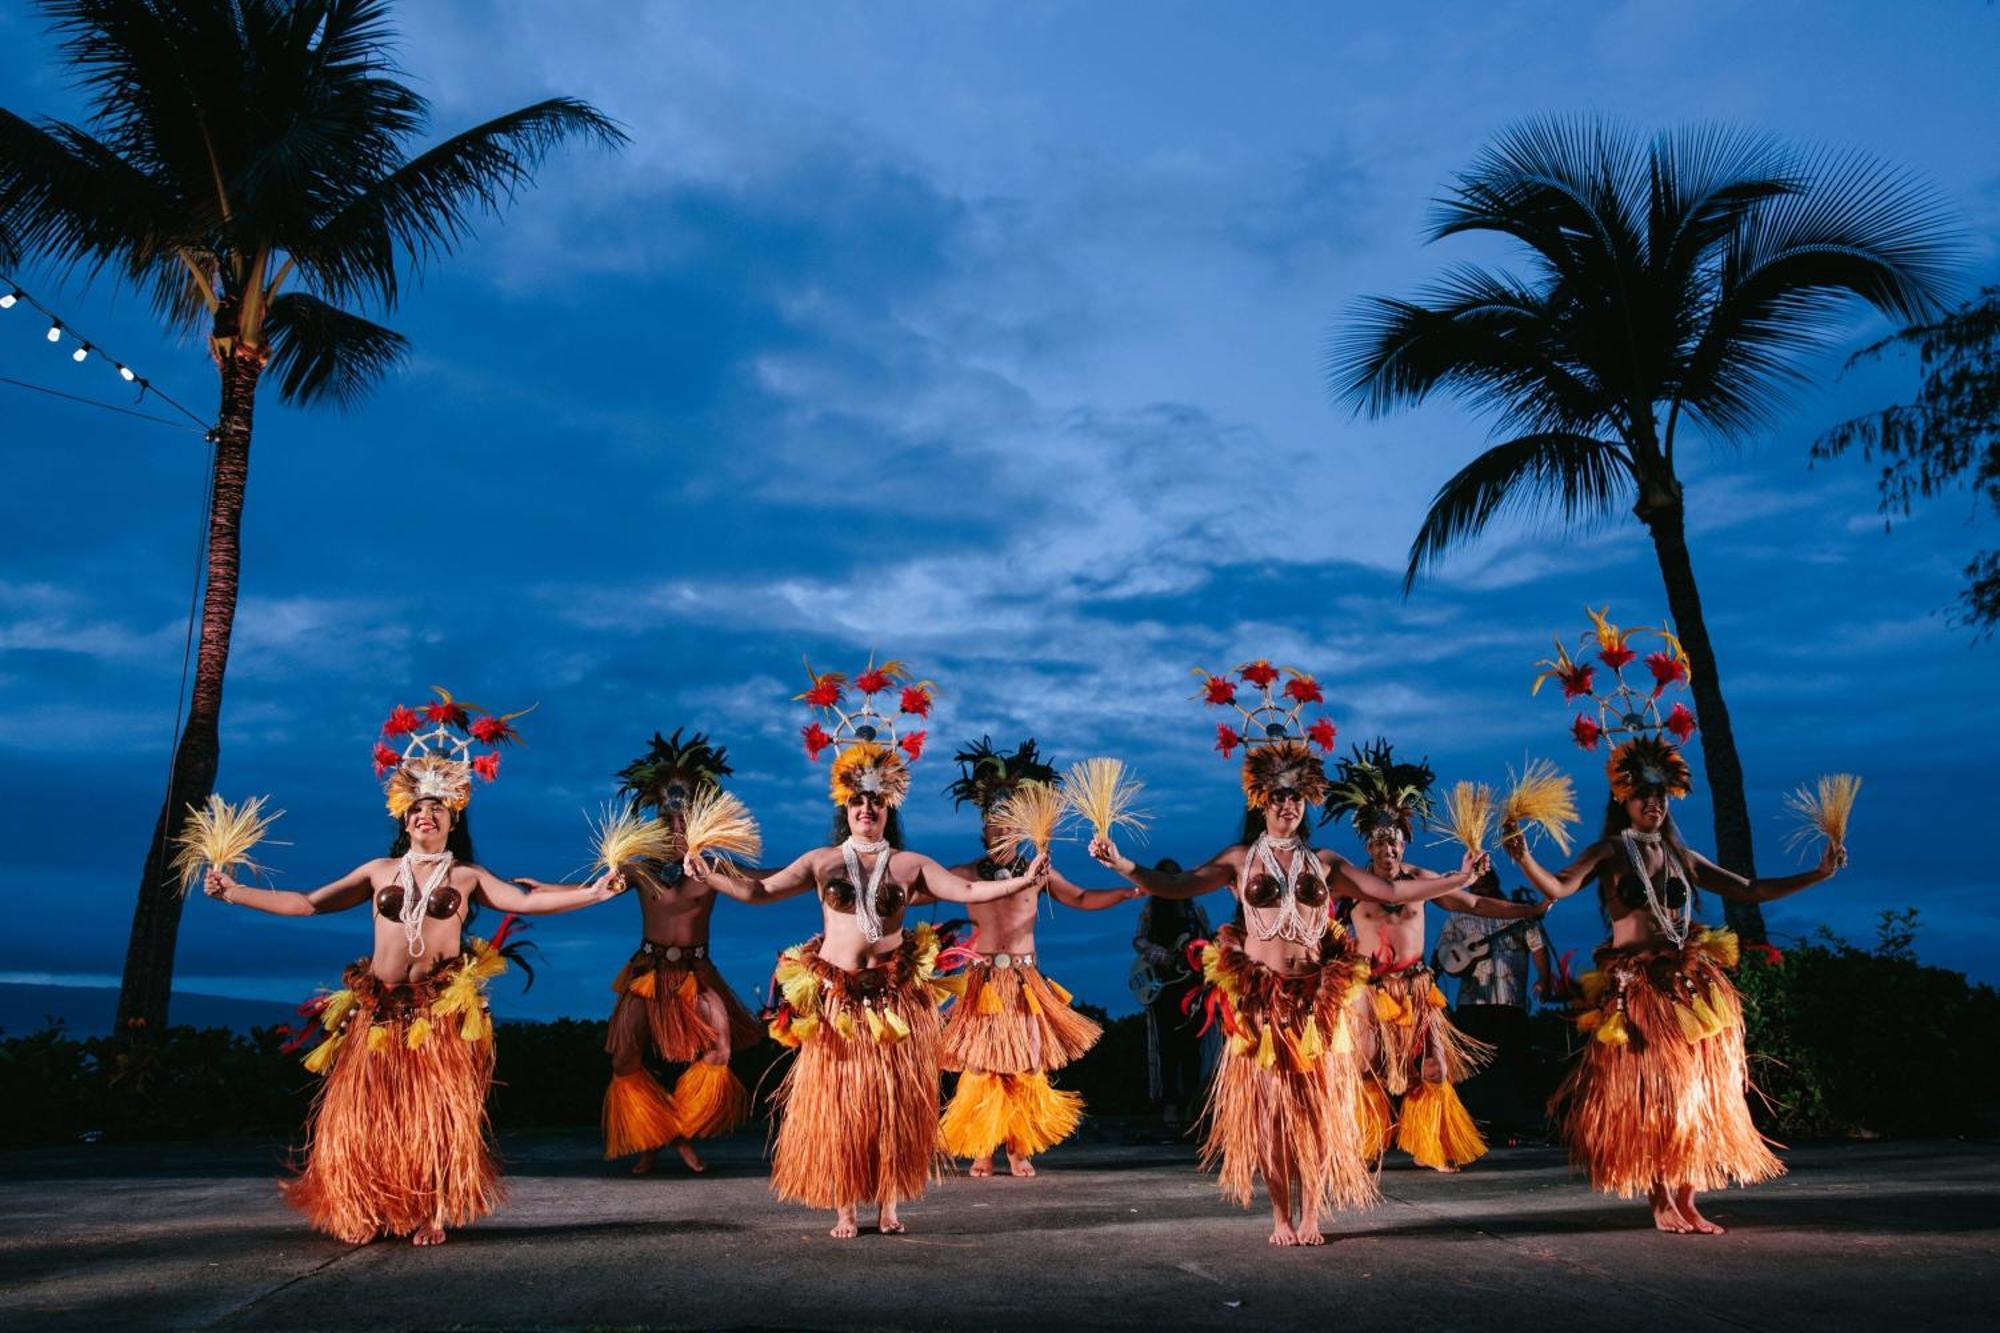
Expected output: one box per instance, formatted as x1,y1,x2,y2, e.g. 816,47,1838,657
283,960,503,1243
1552,929,1783,1197
606,950,762,1065
767,931,947,1209
1198,925,1378,1217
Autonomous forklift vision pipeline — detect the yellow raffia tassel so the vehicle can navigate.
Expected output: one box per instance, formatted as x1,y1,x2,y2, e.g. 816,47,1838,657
1675,1001,1709,1043
302,1033,344,1074
863,1007,887,1043
834,1010,856,1041
170,793,287,897
1500,758,1578,856
990,780,1070,860
319,989,357,1032
789,1012,820,1043
1689,992,1725,1039
460,1005,492,1043
1329,1014,1354,1055
366,1024,391,1053
405,1016,432,1050
1297,1014,1325,1064
1059,757,1150,844
680,784,763,866
586,799,680,895
1782,773,1862,860
977,985,1004,1015
879,1007,912,1042
776,953,819,1013
1373,989,1406,1023
1229,1030,1254,1057
1022,985,1045,1016
1048,979,1073,1004
1254,1023,1278,1070
1434,780,1496,854
912,922,942,975
1426,983,1448,1010
1698,927,1740,969
930,973,966,1003
464,936,508,986
1595,1012,1630,1046
625,969,656,999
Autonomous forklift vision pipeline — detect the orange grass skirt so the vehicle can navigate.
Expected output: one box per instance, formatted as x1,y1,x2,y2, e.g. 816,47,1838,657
767,931,947,1209
940,958,1102,1074
1199,925,1378,1216
1360,965,1493,1093
606,948,761,1065
1552,929,1783,1197
283,960,503,1243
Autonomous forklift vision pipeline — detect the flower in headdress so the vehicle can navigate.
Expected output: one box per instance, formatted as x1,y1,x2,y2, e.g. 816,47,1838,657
795,664,845,708
802,721,833,760
1586,606,1637,670
372,742,401,776
469,713,516,745
900,731,928,761
1531,637,1595,701
1215,725,1244,759
853,657,907,696
382,705,422,737
471,752,501,782
423,687,472,729
1307,717,1338,752
1196,672,1237,706
1665,702,1698,743
1239,660,1280,689
1283,672,1325,705
898,685,933,717
1571,715,1603,750
1646,650,1689,696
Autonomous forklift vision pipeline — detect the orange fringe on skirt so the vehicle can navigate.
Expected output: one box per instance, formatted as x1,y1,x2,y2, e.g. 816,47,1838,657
283,950,506,1243
939,959,1102,1073
941,1072,1084,1158
1198,925,1378,1217
606,948,761,1065
1357,964,1493,1169
1552,928,1783,1197
766,925,952,1209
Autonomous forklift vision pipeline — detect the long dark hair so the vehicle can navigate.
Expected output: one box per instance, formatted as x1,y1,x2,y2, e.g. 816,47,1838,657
828,805,906,849
1593,796,1701,925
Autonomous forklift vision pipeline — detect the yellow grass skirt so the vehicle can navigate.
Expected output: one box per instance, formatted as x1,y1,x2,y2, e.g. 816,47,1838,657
1198,924,1378,1217
1552,928,1783,1197
283,945,506,1243
765,926,953,1209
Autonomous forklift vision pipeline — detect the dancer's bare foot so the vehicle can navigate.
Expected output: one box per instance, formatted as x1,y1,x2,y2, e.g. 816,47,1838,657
412,1218,447,1247
1674,1185,1726,1234
878,1201,905,1234
969,1155,995,1178
1648,1184,1694,1234
1268,1203,1299,1247
1296,1221,1326,1246
1009,1154,1036,1178
672,1137,706,1173
630,1148,657,1176
830,1206,859,1239
1435,1163,1461,1174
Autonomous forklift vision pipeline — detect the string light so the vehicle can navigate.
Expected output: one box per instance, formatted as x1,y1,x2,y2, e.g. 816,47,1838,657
0,272,212,433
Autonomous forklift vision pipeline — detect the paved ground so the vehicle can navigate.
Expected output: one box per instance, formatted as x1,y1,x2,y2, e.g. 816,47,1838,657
1,1126,1995,1330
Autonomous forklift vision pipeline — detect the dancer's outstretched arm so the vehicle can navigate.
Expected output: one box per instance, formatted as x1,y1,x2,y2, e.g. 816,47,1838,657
1431,885,1549,920
682,850,819,905
1692,842,1846,902
919,853,1049,904
1502,831,1613,902
204,865,373,916
470,866,626,914
1047,864,1143,911
1333,848,1490,904
1088,835,1234,899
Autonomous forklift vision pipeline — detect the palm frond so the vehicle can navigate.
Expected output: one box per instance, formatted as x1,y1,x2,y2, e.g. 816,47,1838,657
170,793,286,896
1404,432,1632,591
262,291,408,408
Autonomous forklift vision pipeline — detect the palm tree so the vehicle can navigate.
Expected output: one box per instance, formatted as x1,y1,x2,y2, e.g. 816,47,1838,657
0,0,625,1034
1329,119,1955,938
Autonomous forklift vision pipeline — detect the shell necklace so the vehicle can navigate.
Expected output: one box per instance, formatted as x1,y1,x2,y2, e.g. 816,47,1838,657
841,837,894,943
1244,834,1327,946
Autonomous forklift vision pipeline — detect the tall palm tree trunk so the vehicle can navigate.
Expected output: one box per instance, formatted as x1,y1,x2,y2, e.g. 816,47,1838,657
1639,489,1768,942
115,343,264,1035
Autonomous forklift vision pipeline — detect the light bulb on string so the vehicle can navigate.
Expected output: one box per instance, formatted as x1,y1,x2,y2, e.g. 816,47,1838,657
73,342,92,363
118,364,136,382
0,290,20,310
47,321,63,342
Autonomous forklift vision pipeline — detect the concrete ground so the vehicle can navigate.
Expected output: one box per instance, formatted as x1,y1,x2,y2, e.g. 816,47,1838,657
1,1127,1995,1330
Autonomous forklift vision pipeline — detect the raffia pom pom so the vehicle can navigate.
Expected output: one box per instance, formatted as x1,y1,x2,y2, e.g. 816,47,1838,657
302,1034,343,1074
1594,1012,1630,1046
365,1024,391,1053
405,1016,432,1050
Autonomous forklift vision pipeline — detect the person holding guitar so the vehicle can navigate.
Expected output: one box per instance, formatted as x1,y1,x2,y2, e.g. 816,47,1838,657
1324,740,1548,1173
1432,877,1554,1135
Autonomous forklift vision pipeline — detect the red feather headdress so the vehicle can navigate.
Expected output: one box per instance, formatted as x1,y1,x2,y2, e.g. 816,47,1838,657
1534,607,1696,800
376,686,533,817
1192,658,1338,809
796,652,937,807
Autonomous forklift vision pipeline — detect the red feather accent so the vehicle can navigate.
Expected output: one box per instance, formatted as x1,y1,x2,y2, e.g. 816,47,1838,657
1306,717,1338,752
802,721,833,760
800,677,843,708
1571,714,1603,750
488,912,522,954
1179,985,1202,1017
371,742,401,776
471,752,501,782
1184,937,1209,973
468,714,516,744
423,700,470,728
854,668,892,695
1598,644,1637,671
1645,651,1688,696
1665,702,1698,743
1215,724,1243,759
1200,674,1236,706
1239,659,1279,688
899,730,928,761
1744,942,1785,967
1283,675,1324,705
898,685,932,717
1559,663,1596,700
381,705,422,737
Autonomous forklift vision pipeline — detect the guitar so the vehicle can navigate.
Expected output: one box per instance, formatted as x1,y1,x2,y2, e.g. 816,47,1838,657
1436,917,1541,978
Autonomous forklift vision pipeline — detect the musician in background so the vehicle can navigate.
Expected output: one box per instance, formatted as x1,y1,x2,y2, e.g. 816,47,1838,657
1129,860,1211,1128
1433,874,1554,1137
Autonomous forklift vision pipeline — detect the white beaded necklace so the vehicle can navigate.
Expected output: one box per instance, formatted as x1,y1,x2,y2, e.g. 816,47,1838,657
840,837,894,943
395,850,455,958
1242,834,1327,946
1619,829,1692,945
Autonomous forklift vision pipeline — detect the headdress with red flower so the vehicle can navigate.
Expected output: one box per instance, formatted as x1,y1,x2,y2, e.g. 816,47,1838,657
1534,607,1696,800
375,686,532,817
1192,659,1339,809
796,652,938,807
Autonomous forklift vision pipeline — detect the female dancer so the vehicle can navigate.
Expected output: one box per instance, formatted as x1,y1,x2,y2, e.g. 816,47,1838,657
1508,612,1845,1234
683,661,1045,1238
204,691,625,1246
1090,660,1489,1246
933,736,1140,1179
518,728,762,1175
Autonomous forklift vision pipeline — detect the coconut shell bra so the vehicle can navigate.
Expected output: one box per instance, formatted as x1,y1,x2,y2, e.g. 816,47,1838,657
821,876,908,919
376,884,462,920
1243,871,1329,909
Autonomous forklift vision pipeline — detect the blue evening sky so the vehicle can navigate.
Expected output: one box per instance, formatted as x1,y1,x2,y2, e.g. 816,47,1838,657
2,1,1996,1024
